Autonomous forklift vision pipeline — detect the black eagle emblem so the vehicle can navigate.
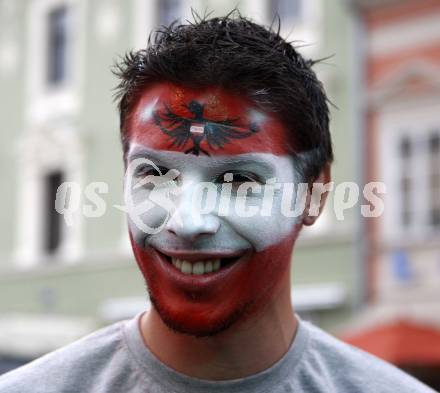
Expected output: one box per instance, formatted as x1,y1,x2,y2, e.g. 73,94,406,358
153,100,260,155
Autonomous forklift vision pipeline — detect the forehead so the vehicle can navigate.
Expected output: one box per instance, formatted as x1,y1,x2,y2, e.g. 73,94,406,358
125,82,291,156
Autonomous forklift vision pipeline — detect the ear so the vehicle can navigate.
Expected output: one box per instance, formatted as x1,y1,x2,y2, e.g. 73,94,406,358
302,163,332,226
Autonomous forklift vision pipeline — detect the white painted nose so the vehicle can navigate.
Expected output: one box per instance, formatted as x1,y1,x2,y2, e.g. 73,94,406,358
166,185,220,242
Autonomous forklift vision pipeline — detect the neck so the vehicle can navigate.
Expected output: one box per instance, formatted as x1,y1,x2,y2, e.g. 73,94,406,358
139,278,297,381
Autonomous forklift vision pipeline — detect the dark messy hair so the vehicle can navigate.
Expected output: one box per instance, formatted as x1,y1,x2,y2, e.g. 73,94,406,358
113,12,333,182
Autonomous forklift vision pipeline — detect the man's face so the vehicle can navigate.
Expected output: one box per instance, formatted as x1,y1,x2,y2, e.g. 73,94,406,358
124,82,303,336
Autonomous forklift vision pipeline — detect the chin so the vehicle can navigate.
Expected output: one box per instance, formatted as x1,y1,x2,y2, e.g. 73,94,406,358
148,291,251,337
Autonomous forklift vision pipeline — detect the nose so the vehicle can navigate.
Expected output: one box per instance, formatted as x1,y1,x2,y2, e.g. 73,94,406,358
165,185,220,242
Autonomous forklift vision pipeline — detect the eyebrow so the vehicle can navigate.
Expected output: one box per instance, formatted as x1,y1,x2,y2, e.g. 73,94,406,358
127,146,276,174
208,157,275,173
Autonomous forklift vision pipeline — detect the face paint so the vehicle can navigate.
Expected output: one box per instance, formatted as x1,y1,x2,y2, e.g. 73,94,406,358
125,82,294,156
125,83,303,337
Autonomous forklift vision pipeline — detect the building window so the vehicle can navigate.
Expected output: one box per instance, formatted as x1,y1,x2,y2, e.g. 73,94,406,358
269,0,303,24
399,136,412,227
429,132,440,227
395,129,440,235
157,0,181,26
44,171,64,254
47,5,68,86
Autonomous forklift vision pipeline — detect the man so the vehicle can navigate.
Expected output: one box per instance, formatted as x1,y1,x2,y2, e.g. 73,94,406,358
0,13,435,393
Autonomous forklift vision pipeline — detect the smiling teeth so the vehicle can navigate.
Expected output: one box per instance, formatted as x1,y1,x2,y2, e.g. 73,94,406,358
171,258,221,275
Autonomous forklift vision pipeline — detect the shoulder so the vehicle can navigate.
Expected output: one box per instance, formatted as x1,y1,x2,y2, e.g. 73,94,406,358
296,321,436,393
0,320,128,393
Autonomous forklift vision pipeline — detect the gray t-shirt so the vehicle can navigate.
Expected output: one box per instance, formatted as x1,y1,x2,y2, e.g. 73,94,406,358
0,312,435,393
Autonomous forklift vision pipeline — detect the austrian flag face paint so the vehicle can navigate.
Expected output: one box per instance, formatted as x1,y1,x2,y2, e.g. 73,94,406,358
125,83,303,337
126,82,293,156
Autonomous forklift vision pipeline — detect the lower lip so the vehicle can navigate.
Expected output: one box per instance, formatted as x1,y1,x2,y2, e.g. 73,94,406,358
153,249,249,290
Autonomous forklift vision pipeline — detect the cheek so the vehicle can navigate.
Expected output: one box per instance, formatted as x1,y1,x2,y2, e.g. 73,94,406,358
218,191,302,252
129,232,152,282
225,215,300,252
235,233,297,318
124,184,171,245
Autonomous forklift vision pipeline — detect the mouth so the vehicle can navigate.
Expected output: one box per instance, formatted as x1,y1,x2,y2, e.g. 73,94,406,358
156,249,245,276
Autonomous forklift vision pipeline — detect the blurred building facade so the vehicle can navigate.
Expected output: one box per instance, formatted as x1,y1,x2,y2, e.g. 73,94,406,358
0,0,358,374
343,0,440,389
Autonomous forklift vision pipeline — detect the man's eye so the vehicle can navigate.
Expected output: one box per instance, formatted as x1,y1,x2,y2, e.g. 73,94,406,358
217,171,262,184
134,165,167,178
131,165,179,190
